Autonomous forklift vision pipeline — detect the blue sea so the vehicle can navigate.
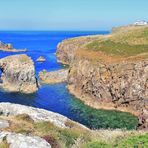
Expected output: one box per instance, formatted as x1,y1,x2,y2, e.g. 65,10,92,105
0,31,138,129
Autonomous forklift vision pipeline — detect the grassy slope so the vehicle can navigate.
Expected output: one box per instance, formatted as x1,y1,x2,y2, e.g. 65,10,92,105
0,114,147,148
76,25,148,63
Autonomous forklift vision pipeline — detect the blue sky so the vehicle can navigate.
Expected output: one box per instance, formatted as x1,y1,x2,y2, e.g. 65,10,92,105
0,0,148,30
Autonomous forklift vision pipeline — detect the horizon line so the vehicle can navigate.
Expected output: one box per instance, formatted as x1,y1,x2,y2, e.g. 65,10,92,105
0,30,110,32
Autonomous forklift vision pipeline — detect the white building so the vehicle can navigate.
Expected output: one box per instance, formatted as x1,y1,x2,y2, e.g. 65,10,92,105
134,20,148,26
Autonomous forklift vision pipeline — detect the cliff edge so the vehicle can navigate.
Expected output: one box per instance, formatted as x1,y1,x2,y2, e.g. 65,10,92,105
57,25,148,129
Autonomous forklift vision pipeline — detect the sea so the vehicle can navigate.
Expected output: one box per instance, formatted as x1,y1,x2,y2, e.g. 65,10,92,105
0,31,138,129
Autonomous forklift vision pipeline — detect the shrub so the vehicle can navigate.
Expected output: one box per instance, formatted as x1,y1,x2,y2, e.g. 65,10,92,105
42,135,60,148
15,114,34,123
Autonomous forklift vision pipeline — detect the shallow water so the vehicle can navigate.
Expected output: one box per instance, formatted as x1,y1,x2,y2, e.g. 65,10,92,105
0,31,138,129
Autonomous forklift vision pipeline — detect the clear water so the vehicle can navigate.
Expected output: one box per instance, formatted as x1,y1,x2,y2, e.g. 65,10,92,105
0,31,138,129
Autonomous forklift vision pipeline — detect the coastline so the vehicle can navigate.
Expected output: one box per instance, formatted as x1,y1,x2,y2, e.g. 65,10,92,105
67,85,140,117
56,26,148,129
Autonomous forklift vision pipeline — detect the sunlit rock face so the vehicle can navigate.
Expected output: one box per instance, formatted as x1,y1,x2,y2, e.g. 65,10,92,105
0,54,38,94
39,69,68,84
56,31,148,129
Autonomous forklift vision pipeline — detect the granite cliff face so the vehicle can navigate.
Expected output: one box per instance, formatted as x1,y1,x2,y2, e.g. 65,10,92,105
0,54,38,93
68,59,148,129
57,26,148,129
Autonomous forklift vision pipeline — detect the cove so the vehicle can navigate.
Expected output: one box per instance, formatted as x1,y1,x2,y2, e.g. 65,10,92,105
0,31,138,129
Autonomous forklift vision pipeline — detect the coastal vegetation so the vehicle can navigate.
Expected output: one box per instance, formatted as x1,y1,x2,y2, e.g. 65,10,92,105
0,114,146,148
69,26,148,63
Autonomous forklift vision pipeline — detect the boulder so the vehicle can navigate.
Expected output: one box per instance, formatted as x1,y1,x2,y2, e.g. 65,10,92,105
0,132,51,148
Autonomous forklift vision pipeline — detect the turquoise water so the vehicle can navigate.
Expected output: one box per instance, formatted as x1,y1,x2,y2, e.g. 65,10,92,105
0,31,138,129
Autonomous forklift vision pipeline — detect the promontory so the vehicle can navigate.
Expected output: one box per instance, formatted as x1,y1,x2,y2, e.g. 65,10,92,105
57,25,148,129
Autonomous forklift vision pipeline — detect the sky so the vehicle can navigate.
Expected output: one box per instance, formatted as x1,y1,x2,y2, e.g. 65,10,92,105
0,0,148,30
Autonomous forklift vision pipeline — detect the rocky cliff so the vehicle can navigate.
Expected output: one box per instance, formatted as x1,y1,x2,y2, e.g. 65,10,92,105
57,25,148,129
0,54,38,93
56,35,101,65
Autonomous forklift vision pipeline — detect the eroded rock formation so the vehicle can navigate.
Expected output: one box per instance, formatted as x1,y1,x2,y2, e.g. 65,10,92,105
56,26,148,129
39,69,68,84
0,54,38,93
68,59,148,129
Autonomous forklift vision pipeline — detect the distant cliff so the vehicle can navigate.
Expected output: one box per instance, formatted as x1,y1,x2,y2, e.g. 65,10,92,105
0,54,38,93
57,25,148,129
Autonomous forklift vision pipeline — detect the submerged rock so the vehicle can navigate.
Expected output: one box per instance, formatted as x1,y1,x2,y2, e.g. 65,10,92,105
36,56,46,62
39,69,68,84
0,54,38,94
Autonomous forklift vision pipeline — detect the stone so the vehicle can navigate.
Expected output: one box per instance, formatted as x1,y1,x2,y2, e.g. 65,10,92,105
39,69,68,84
0,120,9,129
0,132,51,148
36,56,46,62
0,41,26,52
0,103,88,130
0,54,38,94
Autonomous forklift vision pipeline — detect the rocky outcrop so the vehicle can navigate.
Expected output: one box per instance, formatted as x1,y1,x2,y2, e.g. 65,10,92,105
68,59,148,128
36,56,46,62
0,41,26,52
0,54,38,93
0,132,51,148
0,120,9,129
56,36,100,65
56,29,148,129
0,103,88,129
39,69,68,84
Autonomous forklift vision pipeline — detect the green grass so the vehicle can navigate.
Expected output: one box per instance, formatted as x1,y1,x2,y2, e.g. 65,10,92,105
84,141,112,148
83,134,148,148
86,40,148,56
34,121,90,148
116,133,148,148
84,26,148,57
